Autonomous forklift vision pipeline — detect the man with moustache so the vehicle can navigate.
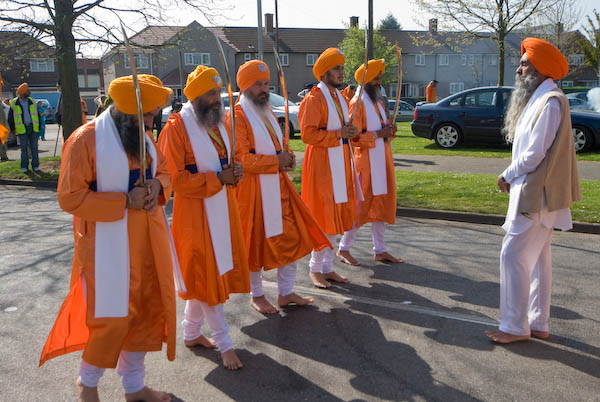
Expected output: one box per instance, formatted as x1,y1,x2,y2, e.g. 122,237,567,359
338,59,403,264
299,48,360,288
158,65,250,370
230,60,331,314
485,38,581,344
40,75,179,402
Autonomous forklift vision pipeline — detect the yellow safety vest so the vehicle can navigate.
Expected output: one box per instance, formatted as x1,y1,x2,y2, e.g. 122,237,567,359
9,97,39,134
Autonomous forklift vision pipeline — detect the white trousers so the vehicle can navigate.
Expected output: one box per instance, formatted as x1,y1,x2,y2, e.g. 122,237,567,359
339,221,387,254
309,234,338,273
250,262,297,297
79,351,146,394
182,300,233,353
499,221,553,336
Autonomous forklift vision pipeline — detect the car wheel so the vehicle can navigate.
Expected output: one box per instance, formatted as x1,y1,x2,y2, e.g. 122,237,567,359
434,124,461,148
572,126,592,152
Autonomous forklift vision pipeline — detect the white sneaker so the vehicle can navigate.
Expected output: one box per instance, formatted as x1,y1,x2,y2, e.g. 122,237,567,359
33,167,41,172
21,168,28,173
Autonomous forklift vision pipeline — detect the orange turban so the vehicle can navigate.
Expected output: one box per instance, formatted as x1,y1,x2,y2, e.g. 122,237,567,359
313,48,345,81
521,37,569,80
237,60,270,92
184,65,222,101
354,59,386,84
108,75,172,115
17,83,29,96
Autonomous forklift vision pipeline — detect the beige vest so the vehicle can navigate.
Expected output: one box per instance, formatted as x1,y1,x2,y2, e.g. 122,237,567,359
518,90,582,214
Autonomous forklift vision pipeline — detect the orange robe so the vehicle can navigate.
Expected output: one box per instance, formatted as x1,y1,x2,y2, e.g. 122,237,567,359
426,84,436,102
341,85,355,104
299,86,358,236
158,114,250,306
350,99,397,226
40,123,177,369
81,97,88,125
228,105,331,272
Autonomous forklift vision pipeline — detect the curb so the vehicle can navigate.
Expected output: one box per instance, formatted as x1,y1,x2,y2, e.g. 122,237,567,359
1,180,598,235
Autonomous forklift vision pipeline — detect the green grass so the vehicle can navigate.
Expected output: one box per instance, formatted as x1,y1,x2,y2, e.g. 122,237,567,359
0,156,61,181
289,122,600,161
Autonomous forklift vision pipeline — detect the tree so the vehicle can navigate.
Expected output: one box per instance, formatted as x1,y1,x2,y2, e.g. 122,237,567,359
0,0,227,140
578,10,600,85
339,26,398,86
415,0,551,85
524,0,582,50
377,12,402,30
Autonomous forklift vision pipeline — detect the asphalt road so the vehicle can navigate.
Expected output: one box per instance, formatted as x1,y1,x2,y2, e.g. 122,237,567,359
1,185,599,402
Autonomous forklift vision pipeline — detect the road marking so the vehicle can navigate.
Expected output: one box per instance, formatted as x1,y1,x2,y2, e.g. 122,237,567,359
264,281,498,327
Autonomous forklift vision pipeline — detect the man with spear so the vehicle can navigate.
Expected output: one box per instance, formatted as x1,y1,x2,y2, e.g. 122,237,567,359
229,59,331,314
158,65,249,370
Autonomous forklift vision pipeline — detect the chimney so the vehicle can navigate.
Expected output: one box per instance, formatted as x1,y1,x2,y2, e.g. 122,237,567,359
429,18,438,33
265,13,274,33
350,16,359,28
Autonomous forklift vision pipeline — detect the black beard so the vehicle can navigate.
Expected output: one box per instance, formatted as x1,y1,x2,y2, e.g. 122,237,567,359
365,84,381,102
195,100,223,127
111,107,142,160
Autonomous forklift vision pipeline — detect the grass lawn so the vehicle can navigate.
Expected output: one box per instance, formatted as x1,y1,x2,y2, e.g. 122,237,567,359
0,156,61,181
289,122,600,161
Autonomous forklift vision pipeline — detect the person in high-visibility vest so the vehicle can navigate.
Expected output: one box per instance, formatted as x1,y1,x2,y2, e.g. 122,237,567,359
8,83,40,173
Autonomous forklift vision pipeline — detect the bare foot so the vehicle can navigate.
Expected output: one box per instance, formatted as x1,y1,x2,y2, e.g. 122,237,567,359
221,349,243,370
531,330,550,340
337,250,360,266
278,292,314,307
251,295,279,314
325,271,349,284
309,272,331,288
184,335,217,349
76,378,100,402
375,252,404,263
125,386,171,402
485,329,530,344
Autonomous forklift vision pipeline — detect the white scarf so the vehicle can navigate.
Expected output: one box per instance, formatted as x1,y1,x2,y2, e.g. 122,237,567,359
94,107,188,318
239,94,283,238
360,91,388,196
180,102,233,276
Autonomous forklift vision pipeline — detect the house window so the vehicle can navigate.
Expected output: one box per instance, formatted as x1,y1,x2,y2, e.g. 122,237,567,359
469,55,475,66
77,69,85,87
562,81,574,88
306,54,318,66
415,54,425,66
278,53,289,66
244,53,252,62
184,52,210,66
407,83,419,97
488,55,497,66
30,58,54,72
439,54,449,66
124,54,148,69
449,82,464,94
568,54,584,66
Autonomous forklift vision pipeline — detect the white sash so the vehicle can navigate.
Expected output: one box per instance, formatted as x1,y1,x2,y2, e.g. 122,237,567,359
239,94,283,238
361,92,388,196
180,102,233,276
317,81,349,204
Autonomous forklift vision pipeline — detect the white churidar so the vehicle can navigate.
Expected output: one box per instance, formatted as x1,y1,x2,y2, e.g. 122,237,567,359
309,234,338,274
182,300,232,352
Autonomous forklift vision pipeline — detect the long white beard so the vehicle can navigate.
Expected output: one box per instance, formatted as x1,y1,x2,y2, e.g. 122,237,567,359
503,72,540,143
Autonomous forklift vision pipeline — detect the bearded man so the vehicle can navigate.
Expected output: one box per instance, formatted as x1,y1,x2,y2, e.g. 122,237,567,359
485,38,581,344
158,65,250,370
229,60,331,314
40,75,180,402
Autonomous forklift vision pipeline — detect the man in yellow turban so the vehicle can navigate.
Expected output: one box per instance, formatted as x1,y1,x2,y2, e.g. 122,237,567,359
158,65,249,370
299,47,360,288
486,37,581,344
40,74,180,402
228,59,331,314
8,82,41,172
338,59,402,265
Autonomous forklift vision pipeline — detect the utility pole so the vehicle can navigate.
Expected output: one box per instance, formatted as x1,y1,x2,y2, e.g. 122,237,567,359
257,0,264,61
368,0,374,59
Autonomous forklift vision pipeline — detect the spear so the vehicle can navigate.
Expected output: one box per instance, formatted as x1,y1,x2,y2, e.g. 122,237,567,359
120,22,147,186
390,42,403,124
272,45,290,152
349,28,369,126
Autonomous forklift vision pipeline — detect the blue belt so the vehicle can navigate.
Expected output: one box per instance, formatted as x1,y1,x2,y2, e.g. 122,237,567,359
89,169,153,192
342,138,349,144
249,149,281,154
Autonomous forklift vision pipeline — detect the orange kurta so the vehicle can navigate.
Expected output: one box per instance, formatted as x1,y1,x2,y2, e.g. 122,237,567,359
299,86,358,236
350,98,397,226
158,113,250,306
228,105,331,272
40,122,177,369
425,84,436,103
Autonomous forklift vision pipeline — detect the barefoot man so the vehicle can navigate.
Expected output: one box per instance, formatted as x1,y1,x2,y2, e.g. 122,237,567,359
39,75,179,402
339,59,403,264
158,65,250,369
299,48,360,288
485,38,581,344
230,60,331,313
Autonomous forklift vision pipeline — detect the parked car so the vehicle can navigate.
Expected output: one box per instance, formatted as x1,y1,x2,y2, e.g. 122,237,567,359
411,86,600,152
399,97,421,108
568,97,589,110
387,99,415,122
